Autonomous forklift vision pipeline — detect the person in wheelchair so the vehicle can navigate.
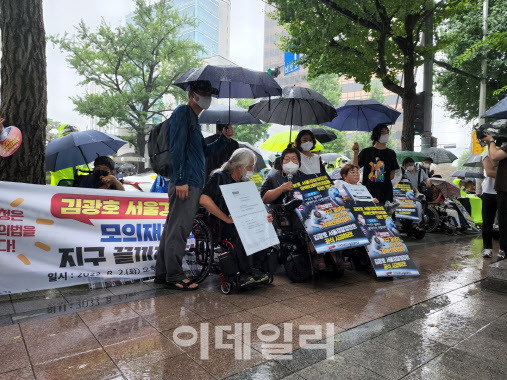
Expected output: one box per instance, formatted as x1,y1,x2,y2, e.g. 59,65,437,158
199,148,272,286
261,147,330,271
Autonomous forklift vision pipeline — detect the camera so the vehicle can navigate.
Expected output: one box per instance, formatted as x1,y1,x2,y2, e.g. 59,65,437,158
475,119,507,145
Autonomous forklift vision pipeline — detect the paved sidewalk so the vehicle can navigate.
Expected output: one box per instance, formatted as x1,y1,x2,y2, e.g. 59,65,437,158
0,233,505,379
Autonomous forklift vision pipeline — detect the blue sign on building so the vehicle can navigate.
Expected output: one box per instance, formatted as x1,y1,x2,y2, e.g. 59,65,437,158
284,52,300,76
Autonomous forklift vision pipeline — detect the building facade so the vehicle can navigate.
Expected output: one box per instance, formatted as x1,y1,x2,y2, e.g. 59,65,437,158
173,0,230,58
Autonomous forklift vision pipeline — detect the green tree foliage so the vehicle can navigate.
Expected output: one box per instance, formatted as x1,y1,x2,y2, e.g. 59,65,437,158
456,149,472,170
49,0,202,157
435,0,507,122
46,118,61,144
370,79,386,104
267,0,453,151
348,131,396,152
309,73,342,106
234,98,270,145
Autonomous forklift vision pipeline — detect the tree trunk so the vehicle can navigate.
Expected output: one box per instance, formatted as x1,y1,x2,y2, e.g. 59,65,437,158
400,53,417,151
0,0,47,184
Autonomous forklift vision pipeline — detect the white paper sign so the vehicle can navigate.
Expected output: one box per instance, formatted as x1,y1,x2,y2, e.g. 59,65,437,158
342,184,374,202
219,181,279,256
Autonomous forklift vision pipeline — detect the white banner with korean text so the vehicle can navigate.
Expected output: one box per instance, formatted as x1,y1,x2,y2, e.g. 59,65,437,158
0,181,168,294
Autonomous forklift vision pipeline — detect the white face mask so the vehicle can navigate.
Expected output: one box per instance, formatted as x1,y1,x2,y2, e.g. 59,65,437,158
283,161,299,175
193,93,212,109
406,165,415,172
423,163,430,168
241,170,253,181
378,134,390,144
300,141,313,152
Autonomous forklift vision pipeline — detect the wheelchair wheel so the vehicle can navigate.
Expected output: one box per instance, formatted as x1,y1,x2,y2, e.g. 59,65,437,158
424,206,440,232
182,218,213,284
285,254,311,283
220,280,234,295
413,227,426,240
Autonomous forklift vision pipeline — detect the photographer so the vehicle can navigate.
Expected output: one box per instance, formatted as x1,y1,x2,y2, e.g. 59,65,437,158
482,132,507,260
76,156,125,191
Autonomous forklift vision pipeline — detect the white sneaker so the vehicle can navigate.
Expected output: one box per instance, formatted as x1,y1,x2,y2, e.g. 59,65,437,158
482,249,493,258
498,250,506,260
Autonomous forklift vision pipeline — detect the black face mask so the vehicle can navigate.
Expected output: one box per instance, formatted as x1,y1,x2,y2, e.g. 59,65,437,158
94,170,110,178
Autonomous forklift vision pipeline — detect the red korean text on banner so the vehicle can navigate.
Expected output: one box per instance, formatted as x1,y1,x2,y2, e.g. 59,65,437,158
50,194,168,225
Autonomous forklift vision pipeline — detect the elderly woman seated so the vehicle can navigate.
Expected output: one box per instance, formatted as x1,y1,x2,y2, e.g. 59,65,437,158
199,148,271,286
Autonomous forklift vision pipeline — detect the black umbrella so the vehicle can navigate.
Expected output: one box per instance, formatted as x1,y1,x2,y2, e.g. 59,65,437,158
237,141,266,172
174,65,282,99
420,147,458,164
463,153,484,168
174,65,282,124
199,105,262,125
481,96,507,119
248,86,337,142
307,127,337,143
451,170,485,179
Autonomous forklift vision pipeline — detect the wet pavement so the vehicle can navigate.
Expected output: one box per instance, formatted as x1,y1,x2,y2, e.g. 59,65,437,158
0,232,506,379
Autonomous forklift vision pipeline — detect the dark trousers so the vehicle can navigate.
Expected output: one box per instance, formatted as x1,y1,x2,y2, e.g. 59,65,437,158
497,191,507,251
481,193,497,249
155,184,202,282
222,224,255,274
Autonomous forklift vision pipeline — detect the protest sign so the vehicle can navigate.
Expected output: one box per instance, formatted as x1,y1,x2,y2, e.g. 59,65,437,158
346,199,419,277
0,181,168,294
220,181,279,256
291,175,369,254
393,182,419,221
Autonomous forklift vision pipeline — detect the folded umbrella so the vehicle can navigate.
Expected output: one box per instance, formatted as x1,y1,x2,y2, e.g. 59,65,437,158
451,170,485,179
323,99,401,132
480,96,507,119
420,147,458,164
199,105,262,125
45,130,127,172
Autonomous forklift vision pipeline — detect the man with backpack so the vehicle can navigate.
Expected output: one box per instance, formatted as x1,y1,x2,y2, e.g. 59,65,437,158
154,80,231,290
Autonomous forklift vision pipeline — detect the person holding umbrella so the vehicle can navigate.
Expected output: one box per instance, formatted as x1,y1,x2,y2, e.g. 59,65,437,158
155,80,232,290
353,123,399,204
294,130,326,176
204,123,237,182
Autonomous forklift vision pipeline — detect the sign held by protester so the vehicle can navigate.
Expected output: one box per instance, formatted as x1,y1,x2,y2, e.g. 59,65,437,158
393,183,420,221
347,200,419,277
0,126,22,157
220,181,279,256
292,175,369,254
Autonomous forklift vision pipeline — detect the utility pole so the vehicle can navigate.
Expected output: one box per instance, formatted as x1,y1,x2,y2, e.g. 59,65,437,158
421,0,434,150
478,0,489,125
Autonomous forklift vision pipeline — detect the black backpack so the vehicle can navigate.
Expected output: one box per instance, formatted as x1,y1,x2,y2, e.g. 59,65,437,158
148,108,194,178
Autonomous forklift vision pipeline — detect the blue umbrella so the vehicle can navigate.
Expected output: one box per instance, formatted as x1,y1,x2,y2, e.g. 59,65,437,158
45,130,127,171
199,105,262,125
174,65,282,99
481,96,507,119
322,99,401,132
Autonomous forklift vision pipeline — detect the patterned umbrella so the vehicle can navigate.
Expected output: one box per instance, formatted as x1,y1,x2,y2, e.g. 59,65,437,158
428,178,461,199
421,147,458,164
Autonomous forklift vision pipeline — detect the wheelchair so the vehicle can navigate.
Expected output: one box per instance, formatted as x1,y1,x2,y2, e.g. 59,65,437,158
269,198,345,283
424,200,474,235
181,211,275,294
